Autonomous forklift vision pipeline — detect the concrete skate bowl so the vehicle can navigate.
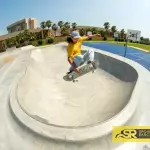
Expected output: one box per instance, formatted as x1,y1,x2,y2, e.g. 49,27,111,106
10,45,140,142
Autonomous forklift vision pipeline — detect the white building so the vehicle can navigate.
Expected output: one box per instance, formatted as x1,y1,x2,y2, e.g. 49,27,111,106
127,29,141,42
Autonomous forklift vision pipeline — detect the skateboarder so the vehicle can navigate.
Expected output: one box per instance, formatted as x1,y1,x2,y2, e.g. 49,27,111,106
66,31,100,74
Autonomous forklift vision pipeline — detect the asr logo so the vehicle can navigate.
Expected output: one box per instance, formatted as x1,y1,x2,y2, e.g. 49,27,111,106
112,126,150,142
115,129,137,139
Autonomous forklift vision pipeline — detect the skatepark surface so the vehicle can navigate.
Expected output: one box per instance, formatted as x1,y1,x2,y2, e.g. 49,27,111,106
0,43,150,150
17,44,135,127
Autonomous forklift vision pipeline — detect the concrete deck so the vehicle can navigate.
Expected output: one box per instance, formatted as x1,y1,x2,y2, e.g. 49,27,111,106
0,43,150,150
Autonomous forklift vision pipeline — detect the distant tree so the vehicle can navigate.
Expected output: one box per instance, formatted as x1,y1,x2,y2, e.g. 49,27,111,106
40,22,46,39
29,32,36,41
121,29,125,34
111,26,117,33
79,28,86,36
91,27,98,34
104,22,110,31
120,29,125,38
61,27,70,36
15,33,22,45
64,22,70,29
46,20,52,30
140,36,144,41
40,21,46,29
35,32,41,40
5,38,11,47
17,32,25,44
72,22,77,30
6,37,16,48
142,38,150,44
99,30,106,37
58,21,64,29
15,35,20,45
23,29,31,42
52,24,58,36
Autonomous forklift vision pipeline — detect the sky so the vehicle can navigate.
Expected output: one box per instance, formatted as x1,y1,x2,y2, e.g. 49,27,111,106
0,0,150,37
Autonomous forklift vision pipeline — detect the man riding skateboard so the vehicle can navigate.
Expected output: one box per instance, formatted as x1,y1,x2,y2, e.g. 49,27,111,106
66,31,101,74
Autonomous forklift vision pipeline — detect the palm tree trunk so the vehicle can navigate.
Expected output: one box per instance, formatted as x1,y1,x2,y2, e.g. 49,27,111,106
42,31,43,39
48,28,49,37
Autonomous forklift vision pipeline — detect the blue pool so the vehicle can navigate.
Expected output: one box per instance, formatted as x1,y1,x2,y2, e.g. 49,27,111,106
83,42,150,71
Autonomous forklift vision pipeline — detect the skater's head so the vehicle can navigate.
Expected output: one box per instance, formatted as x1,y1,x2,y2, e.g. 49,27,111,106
71,31,81,43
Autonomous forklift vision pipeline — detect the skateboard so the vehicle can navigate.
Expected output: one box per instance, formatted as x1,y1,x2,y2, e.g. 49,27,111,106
63,61,98,82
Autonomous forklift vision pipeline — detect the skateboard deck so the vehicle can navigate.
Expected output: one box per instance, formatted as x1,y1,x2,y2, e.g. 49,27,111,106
63,61,98,82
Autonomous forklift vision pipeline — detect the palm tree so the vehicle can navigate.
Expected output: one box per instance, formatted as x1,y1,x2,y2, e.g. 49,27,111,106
52,24,58,36
104,22,110,35
120,29,125,38
104,22,110,30
61,27,69,36
58,21,64,29
140,36,144,41
64,22,70,29
40,21,46,39
111,26,117,33
72,22,77,30
46,20,52,30
99,30,106,37
91,27,98,34
79,28,86,36
121,29,125,34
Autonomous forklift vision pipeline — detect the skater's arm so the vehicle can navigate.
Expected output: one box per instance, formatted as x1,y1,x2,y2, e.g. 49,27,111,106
88,34,101,38
80,34,101,41
67,44,74,61
68,57,73,64
68,57,79,73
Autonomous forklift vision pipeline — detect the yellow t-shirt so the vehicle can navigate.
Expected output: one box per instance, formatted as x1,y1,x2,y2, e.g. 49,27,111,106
67,37,87,59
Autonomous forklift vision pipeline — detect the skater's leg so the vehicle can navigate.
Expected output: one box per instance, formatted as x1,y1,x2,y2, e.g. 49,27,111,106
83,49,94,63
68,61,77,73
67,55,83,74
73,55,84,67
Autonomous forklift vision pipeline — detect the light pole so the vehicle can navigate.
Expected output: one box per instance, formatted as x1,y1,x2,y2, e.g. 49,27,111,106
124,37,128,57
124,33,132,57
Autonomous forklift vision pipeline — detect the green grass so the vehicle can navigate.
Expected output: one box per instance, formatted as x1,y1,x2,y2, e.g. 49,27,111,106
127,43,150,51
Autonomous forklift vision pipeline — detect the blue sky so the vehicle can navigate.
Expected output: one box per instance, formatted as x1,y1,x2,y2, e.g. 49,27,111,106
0,0,150,37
